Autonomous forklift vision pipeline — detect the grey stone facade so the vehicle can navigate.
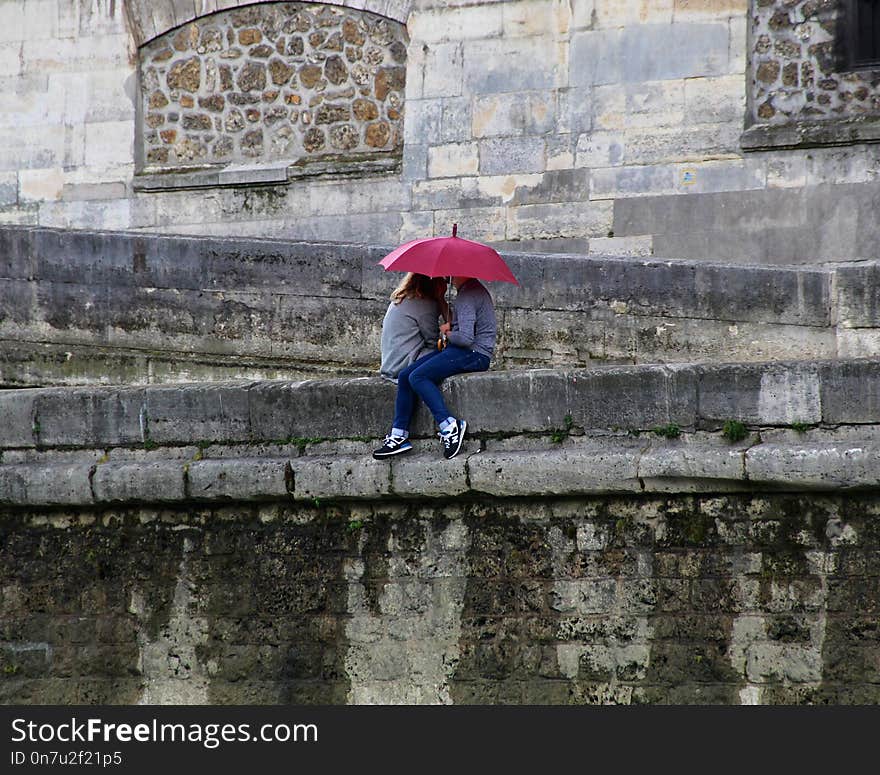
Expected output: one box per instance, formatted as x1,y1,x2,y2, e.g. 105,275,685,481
4,366,880,705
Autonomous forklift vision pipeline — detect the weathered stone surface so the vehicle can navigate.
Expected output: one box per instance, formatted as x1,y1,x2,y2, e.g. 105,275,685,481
144,383,253,445
468,444,644,496
292,454,390,499
137,3,406,171
746,443,880,489
0,462,94,506
188,458,291,500
91,460,185,503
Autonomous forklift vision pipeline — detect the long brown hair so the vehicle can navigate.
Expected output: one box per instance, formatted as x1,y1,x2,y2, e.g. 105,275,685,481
390,272,445,304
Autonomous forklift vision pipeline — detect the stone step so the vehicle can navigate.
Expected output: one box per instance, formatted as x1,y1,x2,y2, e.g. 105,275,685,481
1,359,879,505
2,225,878,386
1,358,877,450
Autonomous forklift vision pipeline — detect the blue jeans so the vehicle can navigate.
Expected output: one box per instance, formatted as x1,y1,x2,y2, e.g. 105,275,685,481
392,346,491,430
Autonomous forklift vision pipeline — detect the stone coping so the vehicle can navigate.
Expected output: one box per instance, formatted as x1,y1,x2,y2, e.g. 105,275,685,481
1,359,878,451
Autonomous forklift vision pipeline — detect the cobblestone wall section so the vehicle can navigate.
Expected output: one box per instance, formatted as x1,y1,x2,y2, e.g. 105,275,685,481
749,0,880,126
138,3,406,170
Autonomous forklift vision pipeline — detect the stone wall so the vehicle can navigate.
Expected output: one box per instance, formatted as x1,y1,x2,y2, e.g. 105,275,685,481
138,3,405,173
744,0,880,148
3,364,880,704
6,225,880,387
0,0,879,264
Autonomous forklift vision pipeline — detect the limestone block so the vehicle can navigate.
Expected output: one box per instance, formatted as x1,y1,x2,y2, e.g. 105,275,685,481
34,387,146,448
420,42,463,98
683,74,746,124
588,236,653,257
590,164,677,199
0,42,19,75
472,91,556,138
0,462,94,506
18,168,64,202
92,460,186,503
0,389,38,448
428,142,479,178
291,454,390,500
144,383,252,445
698,363,821,427
594,0,673,27
639,440,749,491
440,96,472,143
506,200,613,240
479,136,545,175
248,378,392,442
571,0,596,29
503,0,571,38
571,23,729,86
467,444,643,496
408,5,503,43
819,360,880,425
433,206,506,242
0,171,17,205
746,443,880,489
187,458,291,500
463,36,562,94
625,79,686,123
84,121,133,171
390,453,470,497
403,99,443,145
0,124,65,171
836,263,880,328
0,1,25,44
576,131,625,168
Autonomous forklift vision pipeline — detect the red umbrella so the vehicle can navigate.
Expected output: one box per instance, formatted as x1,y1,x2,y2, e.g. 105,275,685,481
378,224,519,285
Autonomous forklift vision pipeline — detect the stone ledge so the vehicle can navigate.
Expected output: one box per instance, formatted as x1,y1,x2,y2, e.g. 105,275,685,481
3,437,880,507
3,359,880,450
133,157,401,192
741,117,880,152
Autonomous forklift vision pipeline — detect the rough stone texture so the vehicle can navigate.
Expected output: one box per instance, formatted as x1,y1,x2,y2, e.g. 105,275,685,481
138,4,406,172
4,225,875,387
746,1,880,131
4,493,880,705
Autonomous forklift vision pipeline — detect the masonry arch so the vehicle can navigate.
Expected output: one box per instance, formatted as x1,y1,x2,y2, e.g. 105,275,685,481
124,0,414,47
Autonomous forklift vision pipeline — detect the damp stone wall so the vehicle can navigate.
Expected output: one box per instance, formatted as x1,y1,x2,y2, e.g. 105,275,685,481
138,2,406,174
4,492,880,705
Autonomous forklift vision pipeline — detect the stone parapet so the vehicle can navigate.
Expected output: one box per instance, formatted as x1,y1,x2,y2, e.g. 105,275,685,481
2,359,879,506
2,225,876,387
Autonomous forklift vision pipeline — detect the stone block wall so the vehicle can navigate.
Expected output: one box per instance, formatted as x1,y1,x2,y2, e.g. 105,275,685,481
748,0,880,128
7,225,880,387
0,1,879,263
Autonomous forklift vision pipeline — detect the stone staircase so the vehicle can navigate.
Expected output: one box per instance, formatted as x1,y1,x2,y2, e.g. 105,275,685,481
2,225,878,387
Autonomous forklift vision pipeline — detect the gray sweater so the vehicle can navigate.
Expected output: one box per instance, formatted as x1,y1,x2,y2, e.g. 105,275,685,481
379,296,441,381
447,279,496,358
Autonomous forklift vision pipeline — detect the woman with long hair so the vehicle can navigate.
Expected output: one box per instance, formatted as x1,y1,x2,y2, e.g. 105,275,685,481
379,272,449,382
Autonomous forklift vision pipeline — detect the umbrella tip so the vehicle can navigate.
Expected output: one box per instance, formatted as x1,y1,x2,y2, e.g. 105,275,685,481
452,223,457,238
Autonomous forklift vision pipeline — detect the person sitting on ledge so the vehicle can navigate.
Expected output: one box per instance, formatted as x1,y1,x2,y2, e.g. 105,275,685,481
372,275,497,461
379,272,449,383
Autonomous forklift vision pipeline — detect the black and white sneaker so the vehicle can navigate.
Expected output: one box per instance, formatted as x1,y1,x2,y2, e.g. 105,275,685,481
440,418,467,460
372,434,413,459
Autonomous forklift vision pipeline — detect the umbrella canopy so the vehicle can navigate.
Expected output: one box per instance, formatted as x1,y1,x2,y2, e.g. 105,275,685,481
378,224,518,285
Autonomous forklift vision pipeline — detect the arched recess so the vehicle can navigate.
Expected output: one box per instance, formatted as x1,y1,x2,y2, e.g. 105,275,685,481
132,0,410,187
125,0,414,46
